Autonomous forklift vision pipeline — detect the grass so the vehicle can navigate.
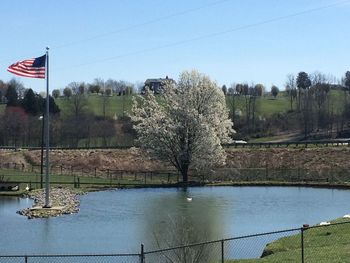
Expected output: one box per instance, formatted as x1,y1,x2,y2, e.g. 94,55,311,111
0,168,181,196
225,95,292,118
51,93,300,119
226,218,350,263
55,94,134,118
248,134,295,143
1,90,346,121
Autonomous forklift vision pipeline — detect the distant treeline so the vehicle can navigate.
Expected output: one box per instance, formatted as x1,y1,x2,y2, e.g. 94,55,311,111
225,71,350,140
0,78,134,147
0,70,350,147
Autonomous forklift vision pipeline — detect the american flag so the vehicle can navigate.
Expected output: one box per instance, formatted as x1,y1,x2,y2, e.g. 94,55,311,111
7,55,46,79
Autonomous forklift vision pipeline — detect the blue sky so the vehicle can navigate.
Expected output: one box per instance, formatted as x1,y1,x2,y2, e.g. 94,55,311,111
1,0,349,92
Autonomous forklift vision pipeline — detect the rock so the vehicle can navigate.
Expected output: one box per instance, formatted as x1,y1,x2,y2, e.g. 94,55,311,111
17,187,81,219
261,247,274,258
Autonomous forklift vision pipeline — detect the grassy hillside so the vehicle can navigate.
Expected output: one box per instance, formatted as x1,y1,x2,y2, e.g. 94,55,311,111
54,93,292,118
226,95,291,118
230,218,350,263
0,90,346,119
55,94,134,118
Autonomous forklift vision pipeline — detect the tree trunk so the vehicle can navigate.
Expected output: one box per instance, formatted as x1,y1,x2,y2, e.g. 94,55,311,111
181,164,189,183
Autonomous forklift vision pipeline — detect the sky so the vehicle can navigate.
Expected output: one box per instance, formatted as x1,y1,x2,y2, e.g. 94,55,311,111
0,0,349,92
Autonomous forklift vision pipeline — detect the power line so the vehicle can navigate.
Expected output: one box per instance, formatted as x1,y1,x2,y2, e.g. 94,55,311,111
53,0,232,49
57,0,350,70
0,0,231,64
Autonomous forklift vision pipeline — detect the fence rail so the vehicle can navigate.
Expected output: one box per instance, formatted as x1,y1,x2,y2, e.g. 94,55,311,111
2,221,350,262
1,162,350,191
225,139,350,148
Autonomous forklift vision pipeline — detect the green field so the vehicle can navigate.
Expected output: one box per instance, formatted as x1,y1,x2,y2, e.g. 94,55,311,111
226,95,291,118
0,90,347,119
55,94,133,118
54,93,293,118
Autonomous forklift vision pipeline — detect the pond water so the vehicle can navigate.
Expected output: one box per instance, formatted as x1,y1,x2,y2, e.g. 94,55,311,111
1,186,350,257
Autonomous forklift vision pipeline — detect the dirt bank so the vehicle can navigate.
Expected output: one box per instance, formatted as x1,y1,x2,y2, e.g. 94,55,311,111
1,147,350,172
225,147,350,172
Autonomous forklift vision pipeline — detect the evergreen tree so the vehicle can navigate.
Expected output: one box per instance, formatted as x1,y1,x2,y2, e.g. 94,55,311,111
21,89,40,115
40,95,60,115
5,86,18,107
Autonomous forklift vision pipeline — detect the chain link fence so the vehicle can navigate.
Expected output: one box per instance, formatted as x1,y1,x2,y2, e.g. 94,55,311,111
1,221,350,262
0,254,141,263
142,221,350,262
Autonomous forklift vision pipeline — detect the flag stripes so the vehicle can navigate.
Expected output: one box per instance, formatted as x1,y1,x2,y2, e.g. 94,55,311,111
7,55,46,79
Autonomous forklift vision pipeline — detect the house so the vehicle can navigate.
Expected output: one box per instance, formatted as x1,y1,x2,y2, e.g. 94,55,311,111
142,76,176,94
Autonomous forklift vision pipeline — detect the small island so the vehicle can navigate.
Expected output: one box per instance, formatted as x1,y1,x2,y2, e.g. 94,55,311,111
17,187,81,219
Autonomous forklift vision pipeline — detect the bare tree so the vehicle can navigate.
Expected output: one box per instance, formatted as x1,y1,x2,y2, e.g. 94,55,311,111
285,74,296,111
67,82,87,117
153,216,212,263
297,72,312,138
94,78,108,118
7,78,25,99
228,83,236,123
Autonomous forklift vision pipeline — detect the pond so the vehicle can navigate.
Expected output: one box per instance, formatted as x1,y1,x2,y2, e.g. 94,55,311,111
1,186,350,258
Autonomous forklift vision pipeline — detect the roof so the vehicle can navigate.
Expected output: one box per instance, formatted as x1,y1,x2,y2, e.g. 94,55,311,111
144,76,176,85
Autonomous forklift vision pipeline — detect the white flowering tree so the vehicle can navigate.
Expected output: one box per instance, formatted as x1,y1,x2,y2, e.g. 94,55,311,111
131,70,234,183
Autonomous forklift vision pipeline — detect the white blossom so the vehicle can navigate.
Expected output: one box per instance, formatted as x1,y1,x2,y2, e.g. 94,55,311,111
131,70,234,182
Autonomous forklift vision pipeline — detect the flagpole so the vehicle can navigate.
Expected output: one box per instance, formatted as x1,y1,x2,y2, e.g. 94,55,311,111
44,47,51,208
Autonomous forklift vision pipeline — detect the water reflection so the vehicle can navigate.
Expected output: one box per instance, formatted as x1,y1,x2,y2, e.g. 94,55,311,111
141,189,224,249
2,186,350,256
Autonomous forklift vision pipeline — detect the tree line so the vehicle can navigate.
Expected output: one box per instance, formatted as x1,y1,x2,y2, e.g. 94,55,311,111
224,71,350,140
51,78,135,99
0,78,134,147
1,70,350,147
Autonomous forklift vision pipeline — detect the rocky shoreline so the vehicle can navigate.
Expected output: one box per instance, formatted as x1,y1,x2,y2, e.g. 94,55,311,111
17,187,82,219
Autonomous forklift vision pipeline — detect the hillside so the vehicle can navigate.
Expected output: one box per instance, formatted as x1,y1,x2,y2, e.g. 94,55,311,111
53,90,345,119
55,94,134,118
0,90,345,119
1,147,350,173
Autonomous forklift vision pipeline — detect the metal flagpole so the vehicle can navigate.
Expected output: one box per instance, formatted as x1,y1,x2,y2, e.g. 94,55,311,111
44,47,51,208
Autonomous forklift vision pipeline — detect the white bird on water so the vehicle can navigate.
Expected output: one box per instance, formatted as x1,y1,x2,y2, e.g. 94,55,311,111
186,197,192,202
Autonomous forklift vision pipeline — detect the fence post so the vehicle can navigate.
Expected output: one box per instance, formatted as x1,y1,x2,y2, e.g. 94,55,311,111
221,239,224,263
301,227,305,263
140,243,144,263
24,255,28,263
